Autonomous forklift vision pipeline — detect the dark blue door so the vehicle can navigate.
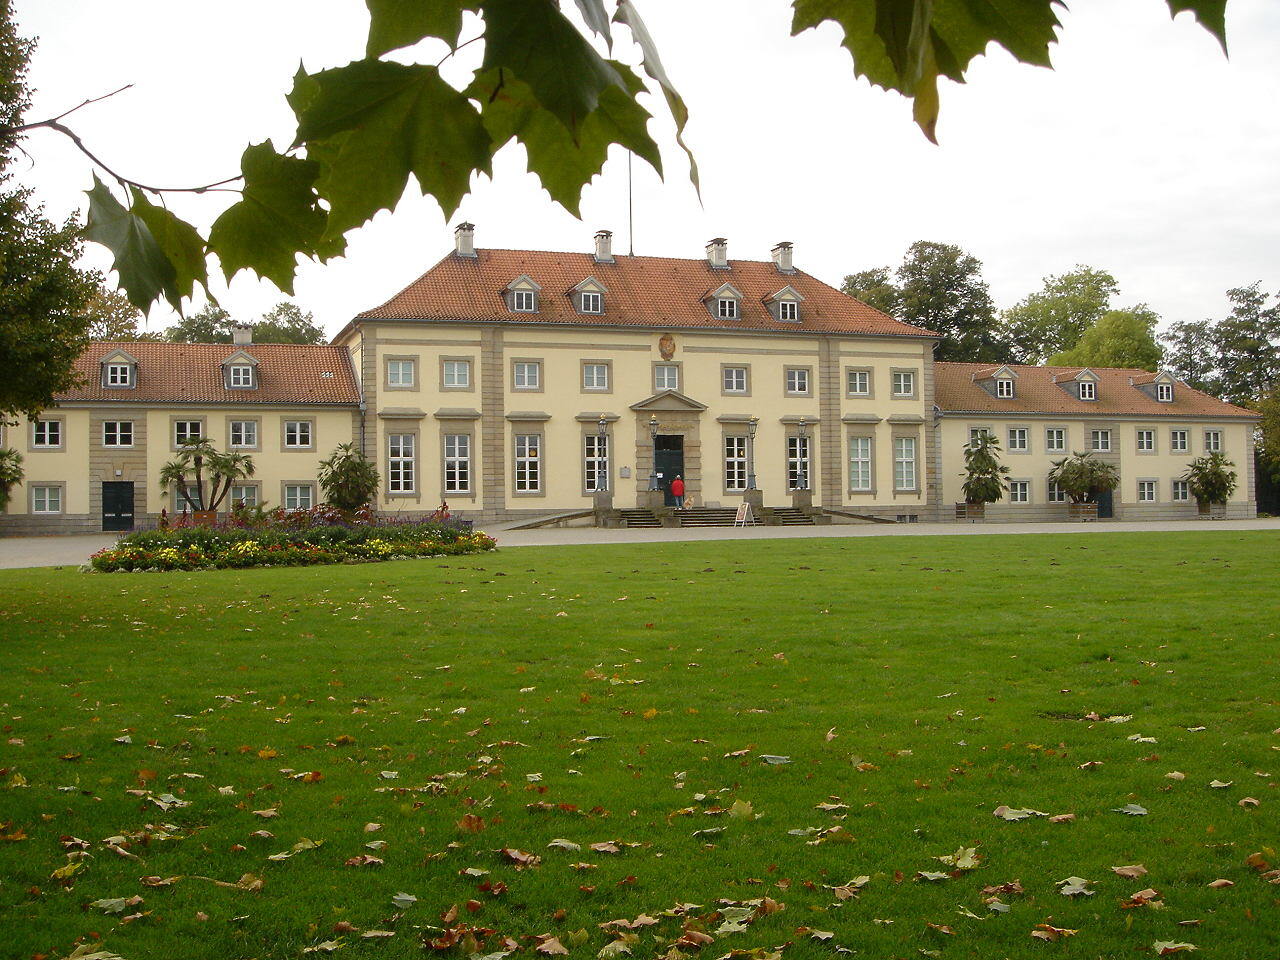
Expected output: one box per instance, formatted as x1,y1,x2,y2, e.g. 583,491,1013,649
102,482,135,531
1096,488,1114,518
653,435,684,506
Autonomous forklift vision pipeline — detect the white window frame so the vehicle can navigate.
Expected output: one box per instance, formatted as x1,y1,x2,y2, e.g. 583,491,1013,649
512,289,537,312
1157,382,1173,402
1172,479,1191,502
105,363,131,387
968,427,993,443
1048,480,1067,503
284,420,313,448
723,366,748,394
444,434,472,494
995,378,1014,398
847,369,870,396
32,485,62,513
103,420,133,447
229,420,258,449
229,364,254,388
580,291,602,314
1078,380,1097,401
387,359,415,388
654,364,679,392
893,437,917,491
891,370,915,397
785,368,809,395
1136,429,1155,452
387,433,416,494
1045,427,1066,452
514,434,541,493
33,420,62,448
1008,480,1030,503
848,436,872,492
284,484,314,511
442,359,471,389
1007,427,1028,452
1170,429,1188,453
778,300,798,321
174,420,202,446
716,297,738,319
1089,429,1111,452
230,484,258,507
786,436,811,492
584,434,609,493
724,436,747,491
1203,429,1222,453
582,363,609,391
513,361,541,390
1137,479,1157,502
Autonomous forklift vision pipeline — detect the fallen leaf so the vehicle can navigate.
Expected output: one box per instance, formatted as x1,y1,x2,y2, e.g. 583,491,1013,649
1205,878,1233,889
1152,942,1198,955
1111,864,1148,878
1056,876,1094,897
1031,923,1077,942
1113,803,1148,816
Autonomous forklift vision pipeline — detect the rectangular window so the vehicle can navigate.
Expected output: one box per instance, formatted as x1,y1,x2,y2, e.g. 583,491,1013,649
724,436,747,491
654,364,679,391
284,420,313,448
284,484,314,511
846,369,870,396
175,482,200,511
230,484,258,507
1079,380,1097,400
723,366,748,393
968,427,993,443
848,436,872,491
1136,429,1155,452
444,434,471,493
513,361,541,390
1138,479,1157,502
1170,429,1188,452
1157,382,1173,402
103,420,133,447
778,300,798,321
580,291,602,314
1008,480,1030,503
174,420,201,446
32,485,62,513
893,437,917,491
785,367,809,394
996,378,1014,398
1045,427,1066,452
582,362,609,391
717,297,738,319
1204,429,1222,452
1048,481,1067,503
229,420,258,448
787,436,811,491
1007,428,1028,452
32,420,62,448
892,370,915,397
514,434,541,493
584,434,609,492
106,363,131,387
442,359,471,388
229,364,254,388
1172,479,1190,502
387,359,415,388
388,433,416,493
1089,429,1111,452
512,289,536,312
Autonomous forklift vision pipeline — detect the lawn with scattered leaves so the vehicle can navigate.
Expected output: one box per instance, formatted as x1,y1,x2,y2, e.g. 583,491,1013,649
1,530,1278,960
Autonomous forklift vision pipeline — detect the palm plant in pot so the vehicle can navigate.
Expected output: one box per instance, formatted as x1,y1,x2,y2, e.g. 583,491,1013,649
159,438,256,522
0,447,23,513
1047,451,1120,520
1181,452,1237,518
957,432,1009,520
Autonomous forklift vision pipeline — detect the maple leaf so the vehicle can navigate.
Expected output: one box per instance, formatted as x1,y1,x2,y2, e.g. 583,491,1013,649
1153,942,1198,955
1205,878,1233,888
1113,803,1148,816
1111,864,1148,878
1056,876,1094,897
500,847,542,868
935,847,981,871
535,934,569,955
1030,923,1077,941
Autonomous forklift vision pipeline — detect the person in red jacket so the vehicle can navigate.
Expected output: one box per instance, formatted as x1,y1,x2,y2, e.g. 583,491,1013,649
670,475,685,509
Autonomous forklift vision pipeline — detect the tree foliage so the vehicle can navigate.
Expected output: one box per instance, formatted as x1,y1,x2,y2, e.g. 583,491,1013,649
0,445,22,511
1048,306,1163,371
158,438,255,512
1181,452,1237,505
844,241,1006,362
1159,283,1280,404
82,283,160,341
959,432,1009,505
161,302,325,344
999,266,1121,364
0,0,1235,317
1047,451,1121,505
318,442,380,511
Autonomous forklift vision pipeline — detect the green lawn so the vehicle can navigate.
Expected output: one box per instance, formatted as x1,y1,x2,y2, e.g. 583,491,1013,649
1,532,1277,960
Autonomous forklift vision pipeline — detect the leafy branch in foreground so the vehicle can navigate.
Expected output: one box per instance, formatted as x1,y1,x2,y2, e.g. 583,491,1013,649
3,0,1233,318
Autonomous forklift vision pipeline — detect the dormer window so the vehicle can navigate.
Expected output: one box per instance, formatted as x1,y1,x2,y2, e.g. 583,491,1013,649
778,300,798,321
1157,382,1173,402
996,378,1014,398
106,363,131,387
581,291,602,314
229,364,254,388
1079,380,1096,401
717,298,738,319
766,284,805,322
513,289,536,312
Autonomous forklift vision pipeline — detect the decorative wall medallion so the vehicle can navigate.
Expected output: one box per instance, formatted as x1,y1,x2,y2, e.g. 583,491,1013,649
658,333,676,360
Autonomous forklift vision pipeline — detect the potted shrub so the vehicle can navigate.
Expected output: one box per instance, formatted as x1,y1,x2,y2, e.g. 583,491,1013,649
318,442,381,511
956,432,1008,520
0,447,23,513
1048,451,1120,521
1182,453,1237,519
159,438,256,522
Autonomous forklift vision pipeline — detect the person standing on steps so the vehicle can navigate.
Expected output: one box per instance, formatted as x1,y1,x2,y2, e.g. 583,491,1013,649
671,475,685,510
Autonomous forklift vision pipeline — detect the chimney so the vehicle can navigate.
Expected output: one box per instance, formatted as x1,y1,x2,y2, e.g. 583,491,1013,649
593,229,614,263
771,241,794,273
231,323,253,345
454,221,477,258
706,237,728,269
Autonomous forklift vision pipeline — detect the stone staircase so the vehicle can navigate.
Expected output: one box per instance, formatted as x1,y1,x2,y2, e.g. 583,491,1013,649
676,507,761,528
770,507,815,525
617,508,661,528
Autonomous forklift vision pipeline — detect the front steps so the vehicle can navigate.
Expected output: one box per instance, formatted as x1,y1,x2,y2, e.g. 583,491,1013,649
618,508,661,528
770,507,815,525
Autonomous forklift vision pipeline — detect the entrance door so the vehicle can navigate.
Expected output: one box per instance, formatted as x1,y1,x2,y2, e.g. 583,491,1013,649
1096,488,1114,519
653,435,685,506
102,481,135,532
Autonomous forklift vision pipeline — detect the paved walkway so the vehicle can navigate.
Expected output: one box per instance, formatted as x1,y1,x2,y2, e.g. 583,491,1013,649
2,519,1276,569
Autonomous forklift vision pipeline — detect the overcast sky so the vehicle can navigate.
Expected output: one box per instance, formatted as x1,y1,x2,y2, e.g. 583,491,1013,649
15,0,1280,338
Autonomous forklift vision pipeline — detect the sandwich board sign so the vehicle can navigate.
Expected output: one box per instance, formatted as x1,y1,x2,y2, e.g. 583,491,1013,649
734,502,754,527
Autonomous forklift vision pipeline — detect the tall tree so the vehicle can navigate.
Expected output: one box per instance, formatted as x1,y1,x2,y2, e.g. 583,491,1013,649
1048,306,1163,371
1213,283,1280,405
253,302,325,344
999,266,1119,364
845,242,1004,363
163,304,233,343
82,284,160,340
0,2,96,419
1159,319,1219,394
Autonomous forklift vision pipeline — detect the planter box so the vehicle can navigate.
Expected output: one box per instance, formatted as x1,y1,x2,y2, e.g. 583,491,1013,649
1197,501,1227,519
192,510,218,525
955,502,986,521
1067,502,1098,522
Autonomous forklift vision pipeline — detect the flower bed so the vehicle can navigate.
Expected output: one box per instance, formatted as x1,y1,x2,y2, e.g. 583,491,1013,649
90,508,495,572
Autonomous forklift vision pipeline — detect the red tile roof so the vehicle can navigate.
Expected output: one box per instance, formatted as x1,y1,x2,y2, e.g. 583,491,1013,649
354,248,938,338
936,362,1258,419
56,342,360,405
